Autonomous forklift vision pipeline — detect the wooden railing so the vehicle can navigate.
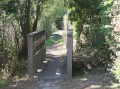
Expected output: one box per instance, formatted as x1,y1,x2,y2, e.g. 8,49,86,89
27,29,46,77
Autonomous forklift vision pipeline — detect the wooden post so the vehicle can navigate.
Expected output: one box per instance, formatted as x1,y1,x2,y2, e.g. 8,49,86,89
67,29,73,78
27,30,46,77
28,35,34,77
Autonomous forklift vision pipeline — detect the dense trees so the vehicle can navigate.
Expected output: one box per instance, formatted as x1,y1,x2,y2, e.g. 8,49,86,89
68,0,120,82
0,0,120,84
0,0,44,59
40,0,66,35
0,0,46,78
110,0,120,82
0,0,66,79
68,0,114,68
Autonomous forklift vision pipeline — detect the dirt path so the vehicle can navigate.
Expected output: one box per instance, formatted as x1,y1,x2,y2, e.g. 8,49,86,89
1,30,120,89
1,72,120,89
2,54,120,88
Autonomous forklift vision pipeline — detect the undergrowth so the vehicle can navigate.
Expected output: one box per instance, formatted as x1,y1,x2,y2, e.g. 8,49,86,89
45,33,64,46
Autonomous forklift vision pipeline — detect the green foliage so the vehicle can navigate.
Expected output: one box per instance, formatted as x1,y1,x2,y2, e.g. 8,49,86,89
0,0,19,15
11,60,28,77
40,0,66,35
110,32,120,83
0,78,10,87
109,0,120,83
111,56,120,83
68,0,114,68
45,38,55,46
0,0,47,79
55,17,64,30
46,34,64,46
0,0,67,82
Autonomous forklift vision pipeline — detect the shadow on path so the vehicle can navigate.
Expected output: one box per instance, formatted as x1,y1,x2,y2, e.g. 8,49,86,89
36,31,67,80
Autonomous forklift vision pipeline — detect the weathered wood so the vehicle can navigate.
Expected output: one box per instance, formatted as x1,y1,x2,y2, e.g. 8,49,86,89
28,35,34,77
33,45,46,73
28,29,45,36
27,29,46,77
67,29,73,78
33,35,46,49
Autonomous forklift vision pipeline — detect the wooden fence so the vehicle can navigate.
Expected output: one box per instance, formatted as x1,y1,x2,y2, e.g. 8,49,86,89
27,29,46,77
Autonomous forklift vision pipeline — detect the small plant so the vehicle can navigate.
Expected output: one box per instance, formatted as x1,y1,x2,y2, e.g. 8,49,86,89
45,38,55,46
45,33,64,46
0,78,10,87
11,60,28,77
111,53,120,83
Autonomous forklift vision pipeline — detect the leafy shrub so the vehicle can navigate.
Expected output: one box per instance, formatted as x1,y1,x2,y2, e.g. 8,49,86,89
11,60,28,77
69,0,114,69
0,78,10,87
55,17,64,30
111,52,120,83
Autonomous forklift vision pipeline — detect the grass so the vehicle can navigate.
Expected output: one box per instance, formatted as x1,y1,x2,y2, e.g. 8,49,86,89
45,38,55,46
57,38,64,45
45,34,64,46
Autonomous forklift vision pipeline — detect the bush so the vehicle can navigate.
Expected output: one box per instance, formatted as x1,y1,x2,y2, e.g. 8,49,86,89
55,17,64,30
111,52,120,83
0,78,10,87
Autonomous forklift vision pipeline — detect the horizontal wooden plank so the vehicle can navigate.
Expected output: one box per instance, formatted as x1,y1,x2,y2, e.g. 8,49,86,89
33,35,46,49
27,29,45,37
33,46,46,73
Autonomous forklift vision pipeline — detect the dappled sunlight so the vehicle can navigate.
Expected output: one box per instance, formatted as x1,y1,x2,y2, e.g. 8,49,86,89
56,69,61,76
80,78,88,81
34,75,38,78
43,61,48,64
68,72,118,89
87,85,101,89
37,69,42,73
45,30,65,46
46,30,67,58
1,0,120,88
46,45,67,57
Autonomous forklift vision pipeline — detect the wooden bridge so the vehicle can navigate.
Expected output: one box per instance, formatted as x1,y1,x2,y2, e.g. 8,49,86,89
27,29,73,79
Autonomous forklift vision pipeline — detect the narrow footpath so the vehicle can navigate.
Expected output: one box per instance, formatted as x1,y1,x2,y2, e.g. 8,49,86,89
1,30,120,89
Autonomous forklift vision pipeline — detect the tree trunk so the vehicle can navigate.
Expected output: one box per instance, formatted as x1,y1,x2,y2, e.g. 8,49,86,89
19,0,31,60
32,0,41,32
25,0,31,33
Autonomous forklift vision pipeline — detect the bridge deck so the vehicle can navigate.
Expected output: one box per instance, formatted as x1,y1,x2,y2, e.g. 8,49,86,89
36,45,67,79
